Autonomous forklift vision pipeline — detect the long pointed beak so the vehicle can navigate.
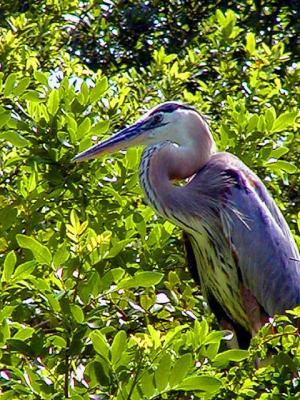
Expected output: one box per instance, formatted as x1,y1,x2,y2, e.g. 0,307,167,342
73,121,145,162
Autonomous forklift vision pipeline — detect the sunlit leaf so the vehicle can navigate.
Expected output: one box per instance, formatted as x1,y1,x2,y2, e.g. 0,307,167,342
267,160,297,174
246,32,256,54
90,77,108,103
90,331,110,360
53,242,70,268
2,250,16,282
16,234,52,265
70,304,84,324
140,371,155,398
268,146,289,160
12,260,37,281
13,77,30,96
3,73,17,97
169,353,192,388
271,111,298,133
111,330,127,366
47,89,60,115
118,271,163,289
0,131,29,147
0,111,10,128
154,353,172,391
77,117,91,139
176,376,221,393
34,70,49,86
213,349,249,368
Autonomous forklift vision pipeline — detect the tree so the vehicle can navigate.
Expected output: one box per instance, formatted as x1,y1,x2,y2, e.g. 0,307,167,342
0,1,299,398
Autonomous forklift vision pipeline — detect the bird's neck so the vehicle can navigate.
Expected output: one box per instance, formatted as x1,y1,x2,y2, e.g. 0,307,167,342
139,134,215,219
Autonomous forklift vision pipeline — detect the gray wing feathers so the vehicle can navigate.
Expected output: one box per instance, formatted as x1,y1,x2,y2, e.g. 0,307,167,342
224,183,300,316
188,152,300,316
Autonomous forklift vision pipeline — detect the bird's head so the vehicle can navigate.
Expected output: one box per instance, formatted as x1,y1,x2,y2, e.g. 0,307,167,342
73,101,210,162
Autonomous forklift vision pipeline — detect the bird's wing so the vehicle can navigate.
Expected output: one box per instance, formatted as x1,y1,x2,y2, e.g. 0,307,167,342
187,152,300,318
217,154,300,317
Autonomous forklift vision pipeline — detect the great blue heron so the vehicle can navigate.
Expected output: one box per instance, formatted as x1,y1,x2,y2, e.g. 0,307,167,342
74,101,300,348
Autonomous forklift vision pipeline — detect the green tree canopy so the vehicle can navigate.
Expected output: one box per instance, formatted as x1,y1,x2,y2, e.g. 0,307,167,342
0,1,299,398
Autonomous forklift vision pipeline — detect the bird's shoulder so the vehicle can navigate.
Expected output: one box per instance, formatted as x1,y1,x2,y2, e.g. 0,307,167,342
191,152,261,195
189,151,293,241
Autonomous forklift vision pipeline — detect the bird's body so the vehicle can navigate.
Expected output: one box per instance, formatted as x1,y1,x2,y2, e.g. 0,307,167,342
74,101,300,348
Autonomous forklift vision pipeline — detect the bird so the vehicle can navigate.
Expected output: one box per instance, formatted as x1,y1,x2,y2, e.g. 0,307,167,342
74,101,300,349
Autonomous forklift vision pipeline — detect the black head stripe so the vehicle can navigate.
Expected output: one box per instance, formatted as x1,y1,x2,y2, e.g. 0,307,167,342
149,102,197,116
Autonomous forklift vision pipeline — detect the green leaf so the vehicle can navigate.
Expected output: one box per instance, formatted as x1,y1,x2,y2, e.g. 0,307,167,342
246,32,256,54
49,335,66,349
67,115,78,143
7,339,34,356
247,114,258,133
3,73,17,97
90,120,110,135
0,131,29,147
257,115,266,132
34,70,49,86
111,330,127,366
271,111,298,133
16,234,52,265
90,77,108,103
176,376,221,393
260,145,272,161
0,306,15,322
53,242,70,268
204,342,221,360
148,325,161,349
90,331,110,360
216,9,226,26
213,349,249,368
77,117,91,139
111,268,125,282
12,260,37,281
164,324,188,347
268,146,289,160
140,371,155,398
203,331,224,345
264,107,276,131
0,391,15,399
70,304,84,324
118,271,164,289
267,160,297,174
70,209,81,231
13,77,30,96
154,353,172,392
85,360,111,387
44,293,61,312
0,111,10,128
194,319,209,345
169,353,192,388
2,250,16,282
22,90,41,102
0,319,11,345
47,89,60,116
14,327,34,341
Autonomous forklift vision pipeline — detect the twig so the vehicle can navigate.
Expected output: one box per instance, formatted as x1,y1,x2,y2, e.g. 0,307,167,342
64,336,71,398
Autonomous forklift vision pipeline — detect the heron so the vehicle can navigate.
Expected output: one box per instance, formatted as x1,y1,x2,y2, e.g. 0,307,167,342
74,101,300,348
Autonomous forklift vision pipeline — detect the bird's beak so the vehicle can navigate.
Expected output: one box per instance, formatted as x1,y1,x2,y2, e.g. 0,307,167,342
73,121,146,162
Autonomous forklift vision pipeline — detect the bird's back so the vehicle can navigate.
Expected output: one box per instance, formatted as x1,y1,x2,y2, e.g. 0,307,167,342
184,152,300,327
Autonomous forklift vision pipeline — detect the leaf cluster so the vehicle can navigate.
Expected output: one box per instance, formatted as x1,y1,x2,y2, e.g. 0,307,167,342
0,1,299,399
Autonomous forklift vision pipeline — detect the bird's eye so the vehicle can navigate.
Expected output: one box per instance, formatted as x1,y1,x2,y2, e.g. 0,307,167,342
152,113,164,125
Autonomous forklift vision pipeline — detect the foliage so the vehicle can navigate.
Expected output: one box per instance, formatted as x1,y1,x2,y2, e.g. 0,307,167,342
0,1,299,399
1,1,300,74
